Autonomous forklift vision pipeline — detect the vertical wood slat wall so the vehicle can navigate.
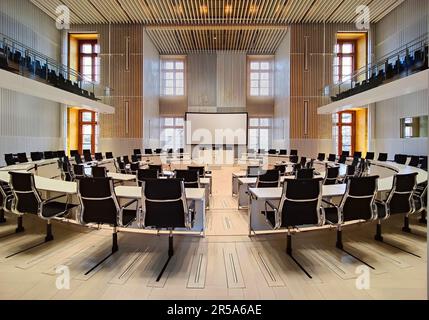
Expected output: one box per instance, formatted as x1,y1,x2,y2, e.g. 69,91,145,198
289,23,375,141
69,24,144,141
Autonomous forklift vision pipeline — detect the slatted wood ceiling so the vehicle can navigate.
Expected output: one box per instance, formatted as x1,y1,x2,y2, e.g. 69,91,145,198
30,0,405,54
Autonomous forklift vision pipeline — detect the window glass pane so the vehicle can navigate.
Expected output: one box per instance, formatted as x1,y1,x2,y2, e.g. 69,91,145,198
250,72,259,80
176,72,184,80
83,144,91,150
164,118,174,126
166,80,174,88
260,88,269,96
260,80,269,88
259,129,269,150
260,62,270,70
165,88,174,95
342,113,352,124
164,61,174,70
82,112,92,122
81,44,92,54
260,73,269,80
175,61,184,70
250,62,260,70
342,44,353,54
342,57,353,66
260,118,270,126
249,119,259,127
250,80,259,88
82,125,92,135
176,87,184,95
250,88,259,96
176,80,184,88
165,72,174,80
175,118,184,126
94,44,100,54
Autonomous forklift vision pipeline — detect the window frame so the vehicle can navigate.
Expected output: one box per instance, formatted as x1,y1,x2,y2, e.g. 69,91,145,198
248,57,274,98
160,58,186,97
160,117,185,150
333,111,356,155
78,39,100,83
78,110,98,154
334,40,357,84
248,117,272,151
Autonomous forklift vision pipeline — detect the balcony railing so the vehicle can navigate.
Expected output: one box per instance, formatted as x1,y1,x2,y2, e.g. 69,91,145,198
0,33,112,106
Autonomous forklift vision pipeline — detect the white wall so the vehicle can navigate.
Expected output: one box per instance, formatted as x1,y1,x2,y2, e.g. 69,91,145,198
374,0,428,156
143,30,160,149
0,0,61,165
273,31,291,150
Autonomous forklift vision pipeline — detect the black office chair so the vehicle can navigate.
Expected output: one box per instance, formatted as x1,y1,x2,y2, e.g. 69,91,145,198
290,150,298,156
73,164,85,179
149,164,163,174
353,151,362,159
57,151,66,158
188,166,205,177
419,156,428,171
324,166,340,185
133,149,142,156
327,154,336,162
129,163,140,175
375,173,418,251
268,149,277,155
0,181,13,224
289,155,298,164
70,150,79,157
167,149,173,154
256,170,280,188
60,160,73,182
337,155,347,164
83,149,91,156
30,152,43,161
9,171,76,244
274,164,287,175
342,165,357,184
408,156,420,167
17,153,28,163
299,157,307,168
317,153,325,161
365,152,375,160
94,153,103,161
351,156,361,167
141,179,195,281
341,151,350,157
44,151,54,159
155,149,162,154
115,160,127,174
91,166,107,178
77,177,138,272
377,153,388,162
178,148,184,154
246,165,261,178
131,155,140,163
323,176,378,265
394,154,407,165
84,153,93,163
145,149,153,155
296,168,315,180
123,156,130,165
263,178,324,278
413,181,427,224
74,154,83,165
279,150,287,155
175,170,200,188
137,169,159,187
106,152,114,159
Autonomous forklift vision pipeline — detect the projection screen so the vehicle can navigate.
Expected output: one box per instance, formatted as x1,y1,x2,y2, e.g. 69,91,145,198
185,113,248,145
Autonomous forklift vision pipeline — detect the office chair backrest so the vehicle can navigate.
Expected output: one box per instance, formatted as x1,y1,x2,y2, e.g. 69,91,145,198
131,155,140,163
377,153,388,162
60,161,73,181
296,168,315,180
339,176,379,223
279,150,287,155
274,164,287,174
137,169,159,186
290,150,298,156
324,166,340,185
289,155,298,164
178,148,184,154
84,153,93,163
91,166,107,178
354,151,362,159
188,166,205,177
133,149,142,155
257,169,280,188
408,156,420,167
145,149,153,155
338,155,347,164
74,154,83,165
175,170,200,188
328,154,336,162
394,154,407,165
420,156,428,170
168,149,173,154
30,152,43,161
44,151,54,159
70,150,79,157
142,179,190,229
300,157,307,167
94,153,103,161
351,157,361,167
57,151,66,158
77,177,119,226
268,149,277,155
344,164,356,180
83,149,91,156
385,173,417,216
149,164,163,174
317,153,325,161
129,163,140,174
9,171,41,214
277,178,324,228
155,149,162,154
365,152,375,160
341,151,350,157
4,154,15,166
247,165,261,177
106,152,114,159
73,164,85,178
123,156,130,164
17,153,28,163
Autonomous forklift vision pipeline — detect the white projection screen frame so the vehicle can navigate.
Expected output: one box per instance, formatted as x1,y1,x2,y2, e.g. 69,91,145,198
185,113,248,146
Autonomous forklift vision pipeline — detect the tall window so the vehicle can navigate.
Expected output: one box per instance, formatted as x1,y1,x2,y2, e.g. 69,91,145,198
249,118,272,151
161,117,184,150
161,59,185,96
78,40,100,83
249,60,273,97
79,111,99,154
334,41,356,83
332,111,355,155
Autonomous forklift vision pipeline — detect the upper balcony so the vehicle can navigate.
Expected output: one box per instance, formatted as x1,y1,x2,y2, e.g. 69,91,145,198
0,33,114,114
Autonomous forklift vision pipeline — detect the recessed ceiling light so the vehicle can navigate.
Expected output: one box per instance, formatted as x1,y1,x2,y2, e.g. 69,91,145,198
225,5,233,15
200,5,208,15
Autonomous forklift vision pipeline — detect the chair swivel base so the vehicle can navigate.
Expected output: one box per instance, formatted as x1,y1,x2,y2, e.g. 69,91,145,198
15,216,25,233
401,217,411,233
374,223,421,258
286,234,312,279
156,234,175,282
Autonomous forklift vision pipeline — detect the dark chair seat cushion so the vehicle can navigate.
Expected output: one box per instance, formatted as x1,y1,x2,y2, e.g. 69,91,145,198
42,202,77,218
324,207,339,224
376,202,388,219
122,209,137,226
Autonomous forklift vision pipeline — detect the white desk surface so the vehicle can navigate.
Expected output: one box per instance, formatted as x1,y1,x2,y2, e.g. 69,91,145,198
115,186,205,201
107,172,136,181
